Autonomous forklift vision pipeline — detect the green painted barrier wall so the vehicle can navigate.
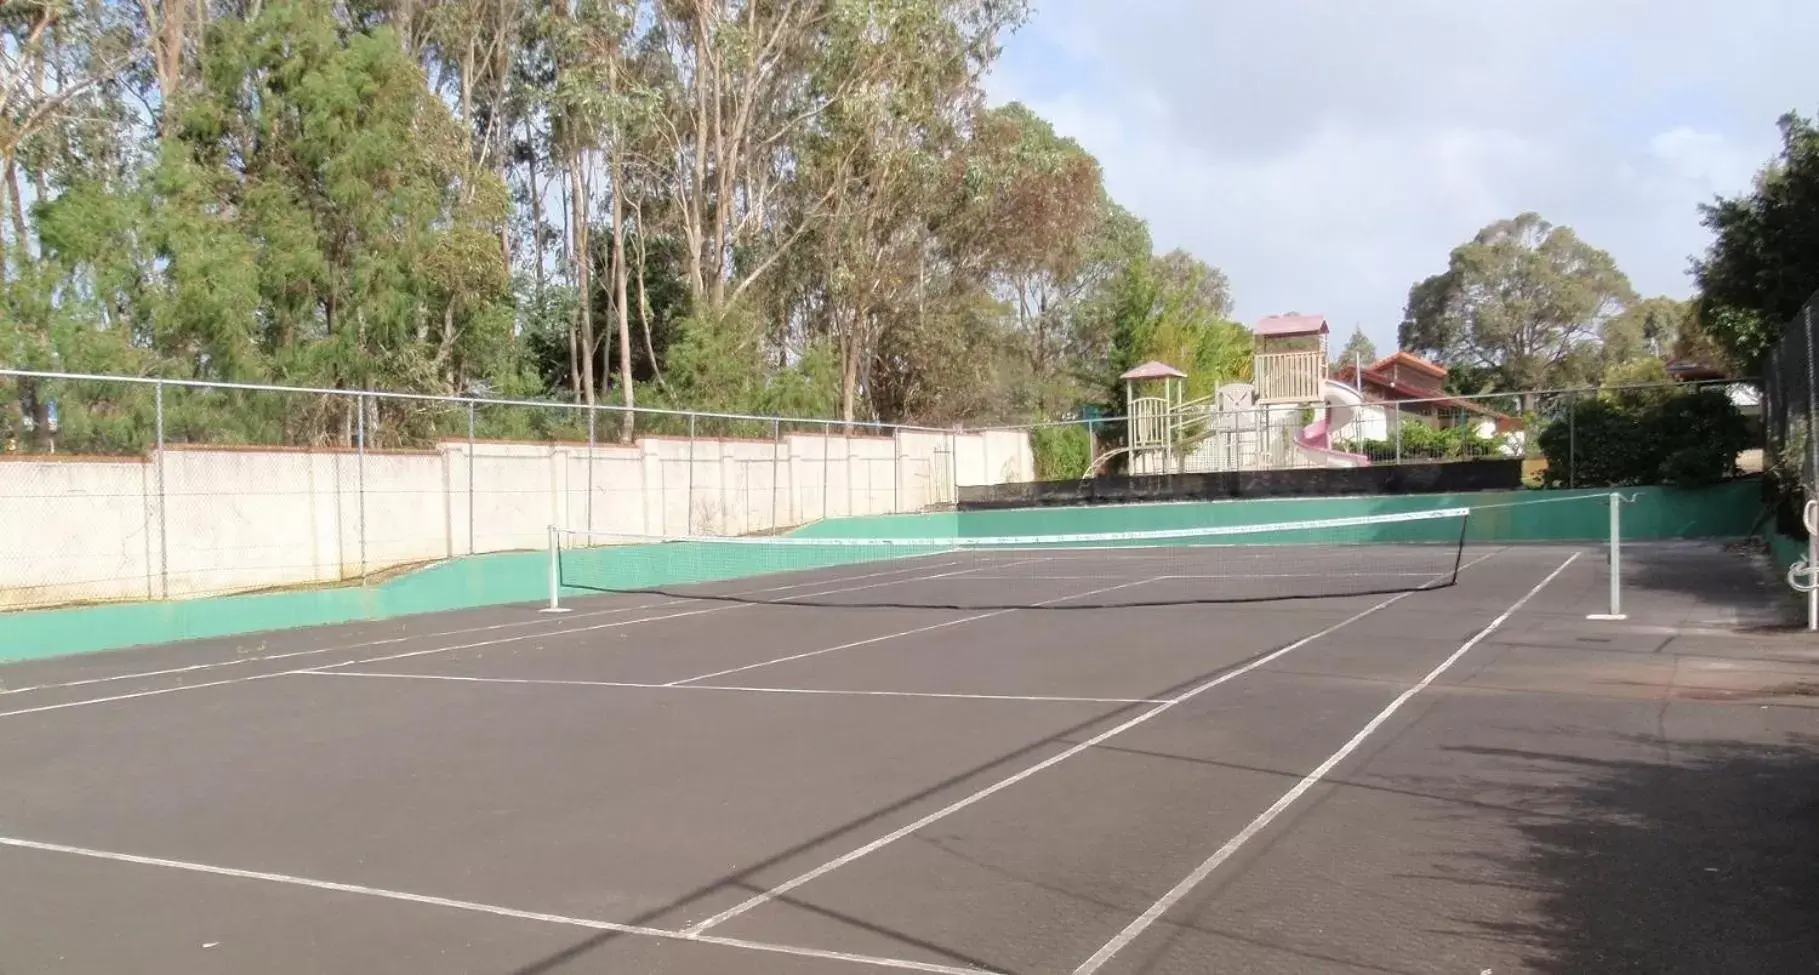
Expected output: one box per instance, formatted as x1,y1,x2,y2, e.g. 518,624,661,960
793,481,1764,544
0,480,1766,665
0,549,556,663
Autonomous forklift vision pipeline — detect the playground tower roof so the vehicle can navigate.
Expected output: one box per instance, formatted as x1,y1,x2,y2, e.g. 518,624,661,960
1255,314,1329,337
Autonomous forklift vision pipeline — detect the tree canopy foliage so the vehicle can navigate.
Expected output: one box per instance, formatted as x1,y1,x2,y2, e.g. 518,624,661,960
1399,212,1637,395
0,0,1246,443
1692,111,1819,369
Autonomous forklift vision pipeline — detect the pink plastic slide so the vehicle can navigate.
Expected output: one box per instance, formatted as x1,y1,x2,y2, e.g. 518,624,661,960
1294,380,1372,468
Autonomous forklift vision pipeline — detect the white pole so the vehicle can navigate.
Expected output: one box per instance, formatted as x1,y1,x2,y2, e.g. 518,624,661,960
1808,501,1818,632
541,525,571,613
1587,491,1626,620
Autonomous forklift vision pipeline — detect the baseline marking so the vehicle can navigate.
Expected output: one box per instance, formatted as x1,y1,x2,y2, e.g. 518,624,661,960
0,563,987,721
667,576,1162,687
0,560,968,697
301,670,1168,705
0,835,986,975
680,547,1504,937
1070,551,1579,975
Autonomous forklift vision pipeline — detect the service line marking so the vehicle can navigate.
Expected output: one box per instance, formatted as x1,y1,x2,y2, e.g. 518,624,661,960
680,547,1506,937
1070,551,1579,975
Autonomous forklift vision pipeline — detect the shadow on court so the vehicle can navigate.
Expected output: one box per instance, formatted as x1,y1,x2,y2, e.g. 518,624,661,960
502,638,1313,975
1443,735,1819,974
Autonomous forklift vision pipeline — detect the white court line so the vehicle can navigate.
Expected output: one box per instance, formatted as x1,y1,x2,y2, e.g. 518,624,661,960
302,670,1169,705
941,571,1447,582
0,835,987,975
1069,550,1579,975
678,547,1505,938
666,576,1162,687
0,560,970,698
0,563,991,721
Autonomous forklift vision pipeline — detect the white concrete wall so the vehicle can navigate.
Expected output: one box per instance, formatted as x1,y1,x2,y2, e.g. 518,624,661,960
0,427,1029,610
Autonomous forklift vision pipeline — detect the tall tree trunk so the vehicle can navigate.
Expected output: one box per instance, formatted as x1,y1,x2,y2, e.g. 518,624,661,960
571,154,595,406
840,312,860,427
610,66,634,442
708,10,728,309
631,199,665,392
528,116,544,291
685,4,711,303
4,155,27,262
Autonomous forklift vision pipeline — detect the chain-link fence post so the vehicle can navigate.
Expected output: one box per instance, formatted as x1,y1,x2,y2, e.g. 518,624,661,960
154,379,169,599
1805,306,1817,631
1568,390,1576,489
586,405,596,533
1393,411,1402,464
947,428,958,507
356,390,367,582
893,427,901,514
686,412,696,535
821,420,832,520
771,418,782,530
466,401,476,555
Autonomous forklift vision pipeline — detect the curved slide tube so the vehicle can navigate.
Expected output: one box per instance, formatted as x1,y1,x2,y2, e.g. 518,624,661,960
1294,380,1372,468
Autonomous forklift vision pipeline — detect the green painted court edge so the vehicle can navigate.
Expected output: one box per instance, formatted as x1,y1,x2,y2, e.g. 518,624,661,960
0,481,1769,664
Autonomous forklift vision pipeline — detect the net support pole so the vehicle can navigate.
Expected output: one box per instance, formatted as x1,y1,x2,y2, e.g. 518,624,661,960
154,379,168,599
1586,491,1626,621
357,391,367,583
541,525,571,613
466,401,476,556
686,413,696,535
1805,306,1818,632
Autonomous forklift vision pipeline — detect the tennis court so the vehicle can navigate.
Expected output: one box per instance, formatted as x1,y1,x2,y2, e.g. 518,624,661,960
2,525,1818,973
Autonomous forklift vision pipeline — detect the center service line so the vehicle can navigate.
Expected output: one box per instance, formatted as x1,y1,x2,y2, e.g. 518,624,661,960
680,547,1505,937
1070,551,1580,975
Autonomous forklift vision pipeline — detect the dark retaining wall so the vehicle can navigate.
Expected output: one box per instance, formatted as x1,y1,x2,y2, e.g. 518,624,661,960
956,459,1525,510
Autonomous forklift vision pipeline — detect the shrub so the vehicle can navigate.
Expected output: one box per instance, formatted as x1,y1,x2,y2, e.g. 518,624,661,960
1537,387,1750,487
1032,424,1092,481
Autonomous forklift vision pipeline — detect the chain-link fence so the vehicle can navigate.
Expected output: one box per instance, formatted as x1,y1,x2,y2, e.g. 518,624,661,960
1763,292,1819,508
0,369,1036,612
1004,378,1756,491
1762,290,1819,628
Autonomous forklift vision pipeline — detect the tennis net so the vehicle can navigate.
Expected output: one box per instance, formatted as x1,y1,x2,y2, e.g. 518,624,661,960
547,507,1472,611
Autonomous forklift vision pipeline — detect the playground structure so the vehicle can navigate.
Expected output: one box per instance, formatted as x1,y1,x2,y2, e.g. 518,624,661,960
1109,315,1382,477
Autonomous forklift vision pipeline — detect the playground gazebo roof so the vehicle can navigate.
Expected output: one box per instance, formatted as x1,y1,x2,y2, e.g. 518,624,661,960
1120,361,1188,381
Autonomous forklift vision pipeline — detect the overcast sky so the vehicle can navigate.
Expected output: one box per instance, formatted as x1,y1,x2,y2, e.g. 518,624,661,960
983,0,1819,354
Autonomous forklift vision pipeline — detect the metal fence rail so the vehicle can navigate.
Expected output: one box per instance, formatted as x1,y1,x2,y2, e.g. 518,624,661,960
0,368,1027,612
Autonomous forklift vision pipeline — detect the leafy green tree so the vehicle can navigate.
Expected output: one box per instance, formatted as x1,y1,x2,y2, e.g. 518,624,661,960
1335,326,1377,368
1400,212,1636,401
1693,111,1819,368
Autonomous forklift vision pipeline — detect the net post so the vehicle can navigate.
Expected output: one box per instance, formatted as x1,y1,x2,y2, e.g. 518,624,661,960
1586,491,1626,620
1805,305,1817,631
771,418,782,531
540,525,572,614
154,379,169,599
356,390,367,584
466,400,476,555
586,405,596,533
686,412,696,535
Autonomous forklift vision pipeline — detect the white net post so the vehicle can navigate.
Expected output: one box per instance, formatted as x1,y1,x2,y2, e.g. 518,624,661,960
541,525,571,613
1805,305,1817,631
1587,491,1626,621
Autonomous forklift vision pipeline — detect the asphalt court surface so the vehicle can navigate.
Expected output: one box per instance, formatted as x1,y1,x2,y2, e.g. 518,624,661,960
4,542,1819,973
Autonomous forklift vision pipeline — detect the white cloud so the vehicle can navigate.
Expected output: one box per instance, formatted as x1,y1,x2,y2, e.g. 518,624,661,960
986,0,1819,353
